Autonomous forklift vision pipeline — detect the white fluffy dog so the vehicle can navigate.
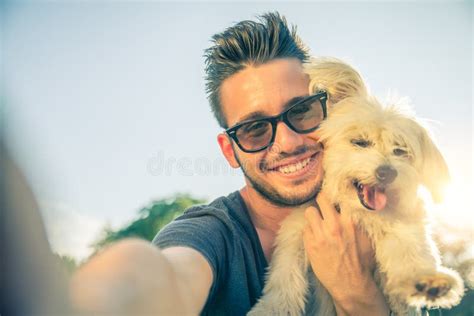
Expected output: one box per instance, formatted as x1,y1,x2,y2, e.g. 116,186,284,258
248,58,464,316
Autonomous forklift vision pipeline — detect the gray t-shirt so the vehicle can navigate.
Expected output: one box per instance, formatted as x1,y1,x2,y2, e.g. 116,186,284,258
152,191,268,316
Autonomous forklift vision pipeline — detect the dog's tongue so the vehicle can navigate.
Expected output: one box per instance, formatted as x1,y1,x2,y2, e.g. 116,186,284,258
363,185,387,211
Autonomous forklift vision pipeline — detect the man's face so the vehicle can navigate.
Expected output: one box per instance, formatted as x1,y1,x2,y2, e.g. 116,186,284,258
219,58,324,207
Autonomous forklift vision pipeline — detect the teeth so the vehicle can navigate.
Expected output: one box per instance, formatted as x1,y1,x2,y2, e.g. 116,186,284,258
277,157,312,174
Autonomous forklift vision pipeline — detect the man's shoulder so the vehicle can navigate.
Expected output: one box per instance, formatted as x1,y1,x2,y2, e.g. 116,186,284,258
153,191,251,244
152,190,257,277
179,190,245,222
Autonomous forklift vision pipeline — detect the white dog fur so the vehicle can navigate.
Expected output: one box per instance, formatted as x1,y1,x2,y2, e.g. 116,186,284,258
248,58,464,316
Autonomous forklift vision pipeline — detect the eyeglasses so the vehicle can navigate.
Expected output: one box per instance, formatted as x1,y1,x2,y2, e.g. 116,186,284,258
225,91,328,153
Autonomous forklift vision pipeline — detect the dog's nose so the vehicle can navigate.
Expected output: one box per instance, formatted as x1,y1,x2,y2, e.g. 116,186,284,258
375,165,397,184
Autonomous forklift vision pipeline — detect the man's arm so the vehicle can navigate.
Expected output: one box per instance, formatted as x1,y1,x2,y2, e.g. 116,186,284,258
69,238,213,315
303,192,390,316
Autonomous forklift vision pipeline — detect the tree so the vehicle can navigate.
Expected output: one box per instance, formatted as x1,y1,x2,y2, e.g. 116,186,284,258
54,254,78,276
91,194,206,254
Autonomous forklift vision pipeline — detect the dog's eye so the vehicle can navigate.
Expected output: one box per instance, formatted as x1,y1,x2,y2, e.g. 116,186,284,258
351,139,372,148
393,148,408,156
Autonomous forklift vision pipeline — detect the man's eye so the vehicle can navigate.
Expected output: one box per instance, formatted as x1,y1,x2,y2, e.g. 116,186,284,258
351,139,372,148
290,103,311,116
393,148,408,156
243,122,269,136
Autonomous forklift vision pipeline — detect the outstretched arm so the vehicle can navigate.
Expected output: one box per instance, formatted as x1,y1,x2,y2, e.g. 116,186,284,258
303,192,390,316
69,238,213,315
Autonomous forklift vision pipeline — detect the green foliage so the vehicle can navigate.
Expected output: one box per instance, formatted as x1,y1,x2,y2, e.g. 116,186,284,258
91,194,206,254
54,253,78,275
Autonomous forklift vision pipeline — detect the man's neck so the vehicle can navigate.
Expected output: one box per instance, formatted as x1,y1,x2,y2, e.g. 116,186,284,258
239,186,307,234
239,186,309,263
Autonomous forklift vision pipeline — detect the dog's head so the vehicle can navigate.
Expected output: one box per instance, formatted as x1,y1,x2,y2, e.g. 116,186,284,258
318,96,450,215
304,57,449,213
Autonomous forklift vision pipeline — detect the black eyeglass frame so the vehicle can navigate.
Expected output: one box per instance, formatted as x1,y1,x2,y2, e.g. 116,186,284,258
225,91,328,153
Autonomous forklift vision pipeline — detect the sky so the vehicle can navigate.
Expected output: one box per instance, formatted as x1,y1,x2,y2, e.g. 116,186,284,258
2,1,472,260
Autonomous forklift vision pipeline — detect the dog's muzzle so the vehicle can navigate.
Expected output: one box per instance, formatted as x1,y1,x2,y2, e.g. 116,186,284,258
353,165,397,211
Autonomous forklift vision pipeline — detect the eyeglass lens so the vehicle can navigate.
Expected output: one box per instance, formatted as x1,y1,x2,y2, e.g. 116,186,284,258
235,97,324,151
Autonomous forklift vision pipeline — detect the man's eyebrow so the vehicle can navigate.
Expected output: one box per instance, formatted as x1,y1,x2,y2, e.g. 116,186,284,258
235,95,308,125
282,96,307,111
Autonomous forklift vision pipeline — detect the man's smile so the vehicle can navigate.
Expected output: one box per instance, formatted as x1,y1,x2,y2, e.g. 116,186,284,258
265,151,322,179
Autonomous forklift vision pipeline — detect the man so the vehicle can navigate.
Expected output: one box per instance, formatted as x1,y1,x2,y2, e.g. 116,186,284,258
70,12,390,315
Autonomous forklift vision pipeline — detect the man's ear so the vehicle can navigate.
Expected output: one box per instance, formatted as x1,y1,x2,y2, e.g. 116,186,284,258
217,133,240,168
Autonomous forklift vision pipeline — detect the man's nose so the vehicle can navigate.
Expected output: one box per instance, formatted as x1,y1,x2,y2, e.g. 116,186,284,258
270,121,305,154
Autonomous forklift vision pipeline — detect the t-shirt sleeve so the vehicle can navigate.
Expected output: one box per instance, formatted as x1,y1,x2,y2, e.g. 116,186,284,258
152,207,231,308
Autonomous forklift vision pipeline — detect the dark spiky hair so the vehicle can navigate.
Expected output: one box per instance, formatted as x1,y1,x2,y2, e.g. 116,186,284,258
204,12,310,128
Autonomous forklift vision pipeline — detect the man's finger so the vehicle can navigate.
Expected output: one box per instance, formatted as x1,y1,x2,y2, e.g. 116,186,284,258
316,191,339,224
303,224,316,257
304,206,322,233
303,224,312,241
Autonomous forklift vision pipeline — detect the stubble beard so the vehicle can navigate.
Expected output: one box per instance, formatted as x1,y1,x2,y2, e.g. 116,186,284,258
234,150,322,207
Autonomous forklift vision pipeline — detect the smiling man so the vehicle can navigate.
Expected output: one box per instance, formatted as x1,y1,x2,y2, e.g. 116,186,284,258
70,12,389,315
219,58,324,207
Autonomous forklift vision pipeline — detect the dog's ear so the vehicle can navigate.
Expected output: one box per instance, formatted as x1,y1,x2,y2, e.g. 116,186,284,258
417,126,450,203
304,57,368,104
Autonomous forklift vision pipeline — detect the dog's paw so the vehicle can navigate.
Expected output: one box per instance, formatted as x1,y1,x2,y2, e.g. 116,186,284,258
414,275,451,300
408,269,464,308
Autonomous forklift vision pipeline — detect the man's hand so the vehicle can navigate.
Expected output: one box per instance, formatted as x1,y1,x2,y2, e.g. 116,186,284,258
303,192,390,316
